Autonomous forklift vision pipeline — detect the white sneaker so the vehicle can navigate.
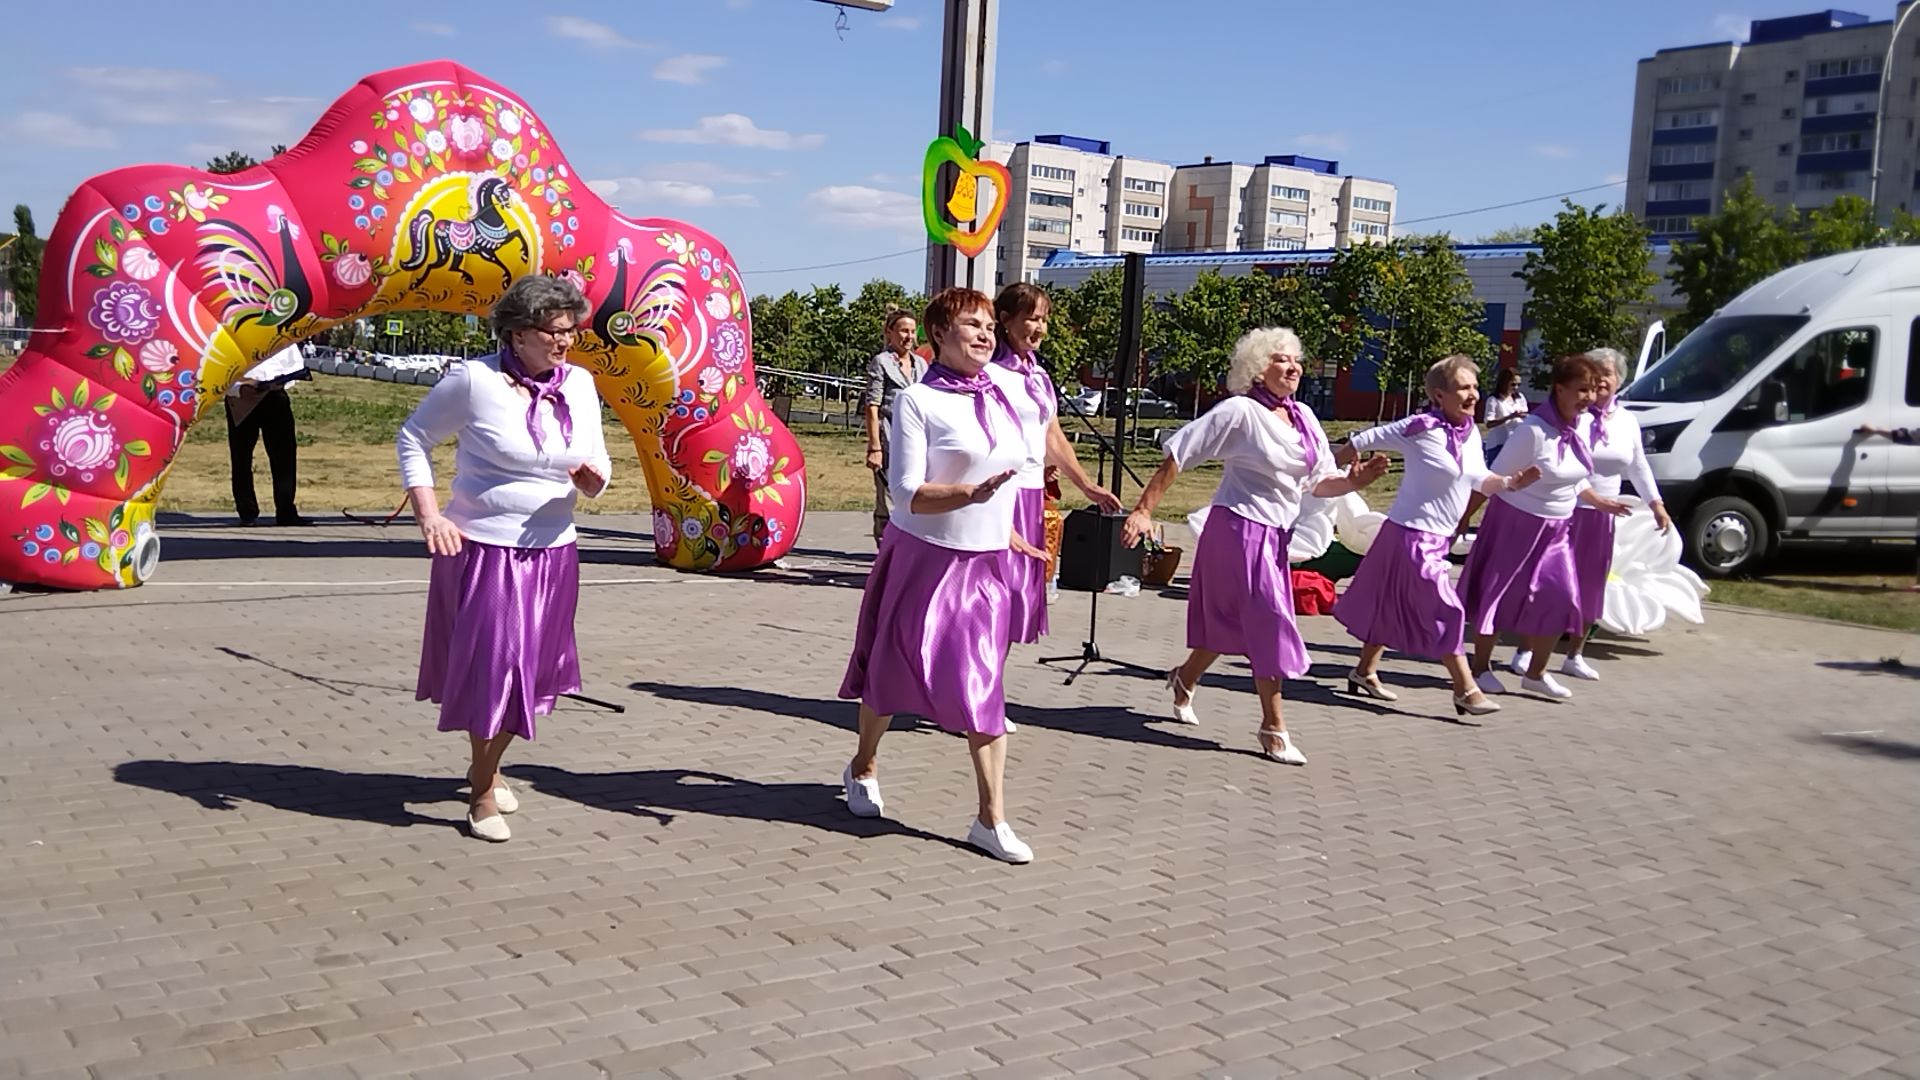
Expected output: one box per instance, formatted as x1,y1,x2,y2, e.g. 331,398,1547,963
1475,670,1508,695
843,765,884,818
1520,673,1573,700
467,812,510,842
1509,649,1534,676
967,819,1034,863
1560,654,1600,681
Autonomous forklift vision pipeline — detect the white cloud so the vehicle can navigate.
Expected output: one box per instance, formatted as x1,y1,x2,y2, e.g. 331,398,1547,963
878,14,920,30
0,110,116,149
1711,14,1751,42
639,113,824,150
63,66,216,94
1532,144,1576,160
654,53,728,85
547,15,644,50
587,177,757,208
411,19,457,36
806,185,920,231
1291,132,1351,153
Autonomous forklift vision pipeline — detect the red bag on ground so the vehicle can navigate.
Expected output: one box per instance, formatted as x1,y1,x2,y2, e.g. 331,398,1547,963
1290,569,1336,615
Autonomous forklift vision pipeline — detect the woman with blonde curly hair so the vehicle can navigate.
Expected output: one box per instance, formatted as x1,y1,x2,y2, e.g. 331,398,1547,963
1122,327,1387,765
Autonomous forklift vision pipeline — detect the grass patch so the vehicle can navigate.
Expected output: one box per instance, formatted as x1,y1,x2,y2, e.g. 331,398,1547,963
1703,544,1920,633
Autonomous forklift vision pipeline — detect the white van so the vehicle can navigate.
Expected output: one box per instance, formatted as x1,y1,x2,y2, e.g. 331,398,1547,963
1620,248,1920,577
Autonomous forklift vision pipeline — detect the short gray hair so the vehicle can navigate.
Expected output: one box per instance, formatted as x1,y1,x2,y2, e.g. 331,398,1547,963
1424,353,1480,393
490,274,590,340
1226,327,1304,395
1584,347,1628,380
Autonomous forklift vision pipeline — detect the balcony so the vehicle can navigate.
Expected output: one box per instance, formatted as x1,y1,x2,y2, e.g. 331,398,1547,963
1651,126,1718,145
1648,163,1715,182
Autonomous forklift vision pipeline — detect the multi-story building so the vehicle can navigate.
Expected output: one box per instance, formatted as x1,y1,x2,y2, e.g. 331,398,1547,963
1626,4,1920,236
986,137,1396,285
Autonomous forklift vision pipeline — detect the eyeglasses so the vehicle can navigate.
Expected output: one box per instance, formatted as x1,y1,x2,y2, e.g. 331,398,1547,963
532,325,579,342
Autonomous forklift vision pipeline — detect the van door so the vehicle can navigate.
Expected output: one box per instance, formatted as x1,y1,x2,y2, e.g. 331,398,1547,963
1716,321,1892,535
1883,316,1920,529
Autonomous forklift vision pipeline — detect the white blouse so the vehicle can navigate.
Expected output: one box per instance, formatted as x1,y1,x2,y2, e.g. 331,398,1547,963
993,351,1057,492
1482,392,1529,450
1587,405,1663,504
1488,412,1594,520
886,377,1031,551
1164,395,1337,531
396,355,612,549
1348,414,1491,537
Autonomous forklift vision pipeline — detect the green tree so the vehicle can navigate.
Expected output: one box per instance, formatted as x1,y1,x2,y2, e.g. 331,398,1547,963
1040,268,1129,388
844,278,921,365
1888,209,1920,245
1037,281,1087,387
1667,174,1803,336
1372,236,1490,418
1476,224,1537,244
1155,271,1249,399
8,206,43,325
1801,194,1881,257
1517,200,1658,362
205,151,259,175
1317,241,1389,380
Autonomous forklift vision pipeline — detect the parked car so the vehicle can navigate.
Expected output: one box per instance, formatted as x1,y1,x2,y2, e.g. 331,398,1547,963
1064,388,1178,419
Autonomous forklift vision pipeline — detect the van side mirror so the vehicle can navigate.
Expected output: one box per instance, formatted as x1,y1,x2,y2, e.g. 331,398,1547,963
1772,399,1789,423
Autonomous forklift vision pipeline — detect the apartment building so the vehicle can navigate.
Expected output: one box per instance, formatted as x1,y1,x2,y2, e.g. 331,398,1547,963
986,137,1396,285
1625,4,1920,235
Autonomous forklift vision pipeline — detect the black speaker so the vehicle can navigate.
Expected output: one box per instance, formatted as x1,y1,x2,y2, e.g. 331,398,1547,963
1057,508,1143,593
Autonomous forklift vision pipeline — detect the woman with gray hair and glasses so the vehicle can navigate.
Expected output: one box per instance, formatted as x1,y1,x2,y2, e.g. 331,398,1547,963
396,274,612,843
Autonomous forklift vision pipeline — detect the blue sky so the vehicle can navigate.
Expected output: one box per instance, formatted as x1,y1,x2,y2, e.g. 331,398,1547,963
0,1,1880,296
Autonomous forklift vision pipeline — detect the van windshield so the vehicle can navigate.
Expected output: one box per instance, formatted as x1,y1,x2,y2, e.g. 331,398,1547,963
1621,315,1809,403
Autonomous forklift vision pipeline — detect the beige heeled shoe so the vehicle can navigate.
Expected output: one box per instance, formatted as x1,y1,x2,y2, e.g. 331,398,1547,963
1453,691,1501,717
1166,669,1201,725
1345,669,1399,702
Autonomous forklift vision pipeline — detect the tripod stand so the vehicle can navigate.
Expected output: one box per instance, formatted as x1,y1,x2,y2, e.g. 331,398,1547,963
1038,252,1163,686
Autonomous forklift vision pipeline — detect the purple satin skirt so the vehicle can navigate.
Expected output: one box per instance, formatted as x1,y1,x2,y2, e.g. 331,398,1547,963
1334,519,1465,659
1187,508,1309,681
1458,498,1582,639
418,540,582,741
1006,485,1049,645
1569,506,1615,629
839,526,1012,737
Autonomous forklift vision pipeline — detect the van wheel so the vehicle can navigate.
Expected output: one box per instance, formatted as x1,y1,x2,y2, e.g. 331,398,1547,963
1686,495,1772,578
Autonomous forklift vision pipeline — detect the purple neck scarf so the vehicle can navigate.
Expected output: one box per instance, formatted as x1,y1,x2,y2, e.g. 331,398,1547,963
1589,400,1616,448
499,342,573,452
1247,383,1319,473
1404,408,1473,465
1532,397,1594,473
990,341,1056,424
923,361,1019,448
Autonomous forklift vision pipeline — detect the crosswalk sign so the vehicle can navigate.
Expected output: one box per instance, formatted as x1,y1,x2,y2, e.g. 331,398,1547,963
384,318,404,336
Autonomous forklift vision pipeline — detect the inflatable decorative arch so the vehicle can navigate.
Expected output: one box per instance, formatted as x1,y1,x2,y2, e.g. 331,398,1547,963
0,61,805,590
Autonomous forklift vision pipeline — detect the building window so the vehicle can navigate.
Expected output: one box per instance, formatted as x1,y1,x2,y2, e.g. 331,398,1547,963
1121,177,1165,193
1781,107,1796,120
1738,128,1754,140
1025,244,1062,260
1120,227,1160,244
1808,56,1881,80
1779,143,1793,156
1353,196,1392,213
1029,191,1072,209
1351,221,1389,238
1650,143,1716,165
1030,164,1075,182
1798,171,1869,192
1786,70,1799,82
1657,73,1723,95
1123,202,1162,219
1271,184,1310,201
1657,108,1719,129
1644,215,1694,232
1650,180,1708,201
1801,131,1872,155
1030,217,1071,235
1740,92,1757,104
1811,92,1876,116
1268,210,1307,227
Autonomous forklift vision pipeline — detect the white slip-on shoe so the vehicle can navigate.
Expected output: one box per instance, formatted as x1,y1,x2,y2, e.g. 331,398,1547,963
1560,654,1600,681
1002,719,1019,734
1166,669,1201,725
967,819,1034,863
1520,673,1574,700
1256,728,1308,765
843,765,884,818
492,785,519,815
1475,670,1508,696
1509,649,1534,676
467,812,510,842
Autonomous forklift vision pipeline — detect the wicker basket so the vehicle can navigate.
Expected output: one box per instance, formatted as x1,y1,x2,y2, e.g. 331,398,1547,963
1139,525,1183,585
1042,502,1064,581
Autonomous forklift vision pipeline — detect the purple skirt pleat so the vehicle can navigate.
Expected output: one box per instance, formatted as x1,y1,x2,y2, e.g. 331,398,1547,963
1333,519,1465,659
417,540,582,741
1006,485,1049,645
1186,508,1310,681
1569,506,1615,629
1457,498,1582,638
839,526,1012,737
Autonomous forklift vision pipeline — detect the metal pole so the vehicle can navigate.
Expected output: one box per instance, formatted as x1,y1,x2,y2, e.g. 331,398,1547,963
927,0,999,295
1868,1,1918,220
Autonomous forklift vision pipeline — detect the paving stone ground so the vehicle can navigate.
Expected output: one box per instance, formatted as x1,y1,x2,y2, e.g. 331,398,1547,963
1,510,1917,1080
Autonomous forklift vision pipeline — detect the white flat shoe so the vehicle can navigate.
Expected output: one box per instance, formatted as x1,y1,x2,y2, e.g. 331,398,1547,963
1520,673,1573,700
1475,670,1508,695
492,785,518,815
1453,691,1501,717
1002,719,1019,734
1256,728,1307,765
966,819,1034,863
1344,669,1399,702
843,765,884,818
1560,654,1600,681
1166,669,1201,725
1509,649,1534,676
467,812,510,842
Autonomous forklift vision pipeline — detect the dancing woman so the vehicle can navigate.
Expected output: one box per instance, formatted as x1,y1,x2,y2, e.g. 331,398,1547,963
990,283,1121,645
1121,328,1387,764
396,275,611,842
839,287,1048,863
1510,348,1671,680
1459,353,1632,701
1332,355,1542,717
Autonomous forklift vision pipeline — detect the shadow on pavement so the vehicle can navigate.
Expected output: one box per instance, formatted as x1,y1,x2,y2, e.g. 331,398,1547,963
1807,733,1920,760
114,760,465,828
1817,658,1920,681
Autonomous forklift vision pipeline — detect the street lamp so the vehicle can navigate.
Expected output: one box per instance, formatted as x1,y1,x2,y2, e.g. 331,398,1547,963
1867,0,1918,217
